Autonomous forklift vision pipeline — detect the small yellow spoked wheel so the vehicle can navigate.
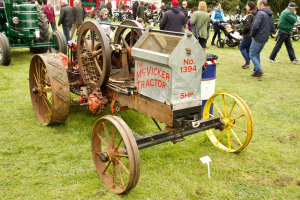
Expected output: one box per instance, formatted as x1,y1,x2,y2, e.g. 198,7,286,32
92,115,140,194
203,91,253,152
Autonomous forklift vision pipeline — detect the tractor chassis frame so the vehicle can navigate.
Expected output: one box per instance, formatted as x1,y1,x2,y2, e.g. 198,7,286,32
135,116,223,150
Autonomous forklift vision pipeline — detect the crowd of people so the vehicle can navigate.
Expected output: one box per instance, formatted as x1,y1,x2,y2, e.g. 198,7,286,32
42,0,299,80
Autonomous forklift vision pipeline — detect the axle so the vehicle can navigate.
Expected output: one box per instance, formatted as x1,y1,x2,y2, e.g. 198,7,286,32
136,116,223,150
99,117,223,163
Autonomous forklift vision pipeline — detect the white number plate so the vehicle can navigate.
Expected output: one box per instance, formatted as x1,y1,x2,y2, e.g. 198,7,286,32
35,30,40,38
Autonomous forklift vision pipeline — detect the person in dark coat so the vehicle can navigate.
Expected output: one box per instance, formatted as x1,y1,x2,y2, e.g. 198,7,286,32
58,0,74,42
236,6,241,15
132,1,139,20
239,1,256,69
180,1,188,25
166,2,171,11
269,2,299,64
159,0,185,32
249,0,274,78
79,1,86,21
160,3,165,12
106,0,112,17
43,1,56,31
137,1,145,21
70,0,84,39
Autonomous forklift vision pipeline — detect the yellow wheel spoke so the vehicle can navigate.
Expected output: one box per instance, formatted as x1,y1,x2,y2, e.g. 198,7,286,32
233,114,245,120
226,129,231,151
35,62,40,82
216,129,225,144
41,94,51,112
213,101,224,117
222,94,227,117
43,87,52,93
33,73,39,85
232,124,247,132
49,94,53,102
230,128,242,146
209,114,214,117
228,101,236,117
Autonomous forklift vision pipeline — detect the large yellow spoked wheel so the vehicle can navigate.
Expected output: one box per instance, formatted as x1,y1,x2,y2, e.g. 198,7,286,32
203,91,253,152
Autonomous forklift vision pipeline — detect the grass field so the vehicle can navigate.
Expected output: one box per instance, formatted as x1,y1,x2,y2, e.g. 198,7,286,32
0,24,299,199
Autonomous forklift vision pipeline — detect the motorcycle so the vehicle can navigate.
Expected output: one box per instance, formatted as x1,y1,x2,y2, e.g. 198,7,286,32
112,10,121,22
270,22,278,38
291,22,300,41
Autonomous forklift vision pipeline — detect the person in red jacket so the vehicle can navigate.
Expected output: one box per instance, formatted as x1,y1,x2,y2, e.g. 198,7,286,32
43,1,56,31
151,3,157,12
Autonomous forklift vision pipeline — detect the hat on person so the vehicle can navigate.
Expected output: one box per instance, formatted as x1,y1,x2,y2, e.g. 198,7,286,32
171,0,179,7
288,2,298,8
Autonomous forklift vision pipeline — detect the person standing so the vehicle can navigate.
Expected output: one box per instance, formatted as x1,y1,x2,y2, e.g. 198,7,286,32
132,1,139,20
236,5,241,15
118,0,124,11
160,3,166,12
210,3,225,45
70,0,84,40
43,1,56,32
159,0,185,32
137,1,145,22
249,0,274,78
106,0,112,17
99,1,105,11
269,2,299,64
239,1,256,69
190,1,210,48
58,0,74,42
79,1,86,21
206,8,213,45
180,1,188,25
166,2,171,11
118,0,124,21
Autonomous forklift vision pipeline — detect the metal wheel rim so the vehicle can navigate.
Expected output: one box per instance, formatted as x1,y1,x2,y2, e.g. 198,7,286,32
29,54,70,125
114,20,143,48
77,21,111,88
203,91,253,152
92,115,140,194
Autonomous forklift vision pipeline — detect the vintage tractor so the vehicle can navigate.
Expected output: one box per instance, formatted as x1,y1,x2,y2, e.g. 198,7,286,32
0,0,67,65
29,20,253,194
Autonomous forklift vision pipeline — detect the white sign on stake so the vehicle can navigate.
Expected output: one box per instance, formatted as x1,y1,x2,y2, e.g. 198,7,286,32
200,156,212,178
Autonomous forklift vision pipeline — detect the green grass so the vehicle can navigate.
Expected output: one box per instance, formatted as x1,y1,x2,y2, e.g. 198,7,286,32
0,25,299,199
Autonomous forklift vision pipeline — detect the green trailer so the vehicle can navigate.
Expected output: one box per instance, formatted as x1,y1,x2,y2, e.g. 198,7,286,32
0,0,67,65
